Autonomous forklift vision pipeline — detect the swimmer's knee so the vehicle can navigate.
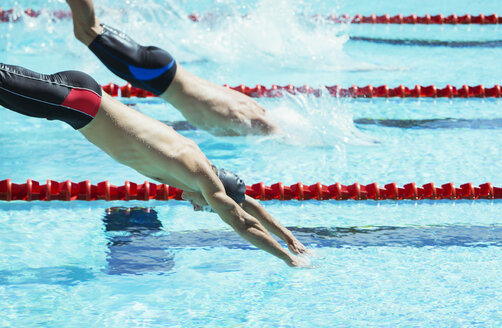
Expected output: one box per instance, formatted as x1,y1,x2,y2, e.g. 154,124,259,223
72,25,86,43
72,20,103,46
66,0,102,45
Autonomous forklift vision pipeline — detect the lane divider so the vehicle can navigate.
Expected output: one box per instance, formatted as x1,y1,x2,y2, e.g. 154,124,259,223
0,179,500,201
102,82,502,98
349,36,502,48
1,9,500,25
0,8,71,22
189,13,502,25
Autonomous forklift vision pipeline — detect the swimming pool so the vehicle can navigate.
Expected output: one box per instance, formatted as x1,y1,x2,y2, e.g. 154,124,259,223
1,0,502,326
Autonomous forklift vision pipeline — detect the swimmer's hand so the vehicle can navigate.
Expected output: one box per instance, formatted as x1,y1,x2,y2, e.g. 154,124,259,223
287,239,309,255
287,255,314,268
288,257,302,267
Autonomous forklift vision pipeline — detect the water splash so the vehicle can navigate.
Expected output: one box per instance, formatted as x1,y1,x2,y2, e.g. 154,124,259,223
175,0,351,73
46,0,352,73
0,0,401,75
266,92,379,147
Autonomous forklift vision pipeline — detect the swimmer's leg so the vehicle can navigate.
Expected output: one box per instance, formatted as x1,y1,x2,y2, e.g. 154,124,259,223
66,0,176,96
65,0,278,136
0,63,102,129
88,24,177,95
66,0,103,45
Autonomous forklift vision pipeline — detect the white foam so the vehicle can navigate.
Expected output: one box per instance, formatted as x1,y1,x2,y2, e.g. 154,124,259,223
266,92,379,147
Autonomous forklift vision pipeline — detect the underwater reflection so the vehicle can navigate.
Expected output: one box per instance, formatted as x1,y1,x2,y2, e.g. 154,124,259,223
103,207,502,275
103,207,175,275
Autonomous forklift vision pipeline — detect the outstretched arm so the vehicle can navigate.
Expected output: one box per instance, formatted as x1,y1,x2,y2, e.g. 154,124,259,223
241,196,308,255
197,175,300,266
161,66,280,136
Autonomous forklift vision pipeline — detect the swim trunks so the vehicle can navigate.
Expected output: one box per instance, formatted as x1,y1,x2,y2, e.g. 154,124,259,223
89,24,177,96
0,63,102,129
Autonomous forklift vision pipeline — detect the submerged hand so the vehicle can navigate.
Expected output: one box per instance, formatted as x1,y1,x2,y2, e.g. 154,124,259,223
286,255,314,268
222,92,281,135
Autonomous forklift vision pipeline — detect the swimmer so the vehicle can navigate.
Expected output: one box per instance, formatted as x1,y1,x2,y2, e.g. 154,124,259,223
0,63,307,266
65,0,280,136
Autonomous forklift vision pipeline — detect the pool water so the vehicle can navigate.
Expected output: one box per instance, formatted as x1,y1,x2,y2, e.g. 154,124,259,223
1,0,502,327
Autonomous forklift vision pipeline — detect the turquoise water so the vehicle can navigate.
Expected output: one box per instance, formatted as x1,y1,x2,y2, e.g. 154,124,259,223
1,0,502,327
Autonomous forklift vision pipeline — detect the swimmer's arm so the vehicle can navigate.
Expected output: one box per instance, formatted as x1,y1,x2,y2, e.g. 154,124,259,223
199,181,298,266
241,196,308,255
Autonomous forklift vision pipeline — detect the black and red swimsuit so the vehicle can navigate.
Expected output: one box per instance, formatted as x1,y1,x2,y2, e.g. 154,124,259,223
0,63,102,129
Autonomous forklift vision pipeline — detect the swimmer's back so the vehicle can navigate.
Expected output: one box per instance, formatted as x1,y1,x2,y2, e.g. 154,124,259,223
80,93,211,191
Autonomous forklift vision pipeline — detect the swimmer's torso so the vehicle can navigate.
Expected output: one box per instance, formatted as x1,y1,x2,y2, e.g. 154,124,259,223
79,93,211,192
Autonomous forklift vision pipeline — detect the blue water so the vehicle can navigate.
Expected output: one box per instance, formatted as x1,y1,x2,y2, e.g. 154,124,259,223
1,0,502,327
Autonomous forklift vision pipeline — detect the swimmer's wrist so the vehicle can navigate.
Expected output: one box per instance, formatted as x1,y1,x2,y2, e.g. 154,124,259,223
283,231,296,244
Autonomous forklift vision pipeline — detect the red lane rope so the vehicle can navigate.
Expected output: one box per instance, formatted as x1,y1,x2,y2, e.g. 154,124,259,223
0,179,500,201
1,9,500,25
102,82,502,98
189,13,502,25
328,13,502,25
0,9,71,22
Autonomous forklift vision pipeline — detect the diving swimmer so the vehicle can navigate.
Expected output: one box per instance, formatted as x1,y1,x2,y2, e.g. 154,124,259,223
65,0,280,136
0,63,307,266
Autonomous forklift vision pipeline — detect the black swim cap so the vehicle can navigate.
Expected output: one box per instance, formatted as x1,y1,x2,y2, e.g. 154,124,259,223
217,168,246,204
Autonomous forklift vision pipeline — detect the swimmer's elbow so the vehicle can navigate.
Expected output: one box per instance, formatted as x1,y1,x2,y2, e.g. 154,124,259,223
223,211,257,235
218,204,259,234
206,192,251,231
204,190,235,214
73,28,85,43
